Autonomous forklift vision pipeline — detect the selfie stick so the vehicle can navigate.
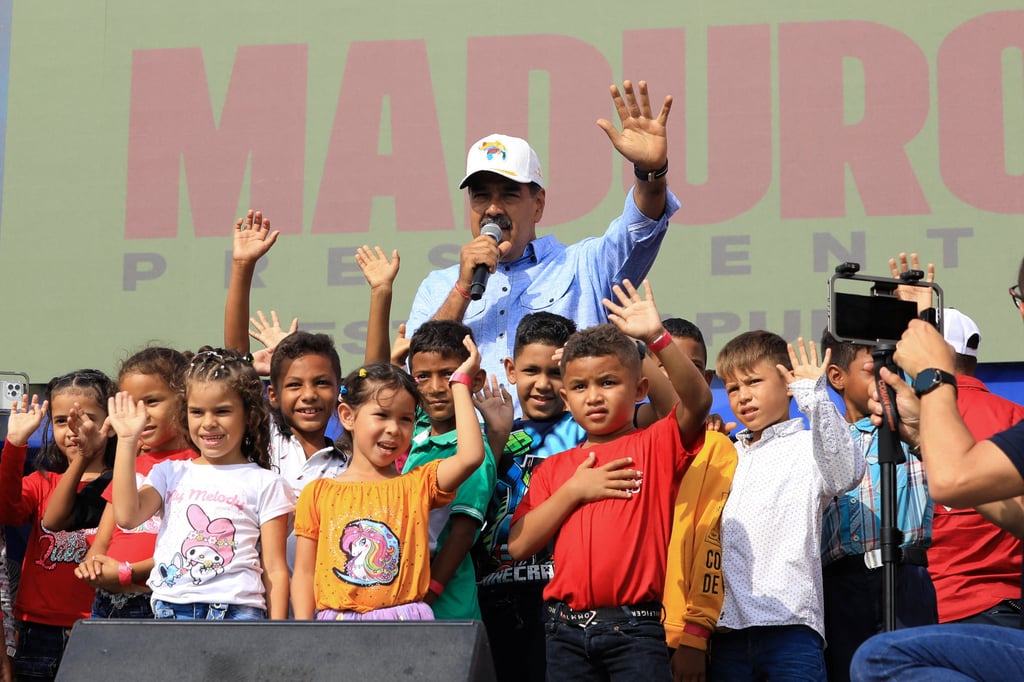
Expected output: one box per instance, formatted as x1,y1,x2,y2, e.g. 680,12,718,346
871,343,906,633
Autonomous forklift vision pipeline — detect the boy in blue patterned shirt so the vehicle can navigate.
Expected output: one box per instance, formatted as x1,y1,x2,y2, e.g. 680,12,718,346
819,330,936,682
473,312,584,682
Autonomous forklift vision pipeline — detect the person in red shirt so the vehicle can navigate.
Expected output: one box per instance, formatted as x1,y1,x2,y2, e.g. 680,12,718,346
509,279,712,682
927,308,1024,626
0,370,116,681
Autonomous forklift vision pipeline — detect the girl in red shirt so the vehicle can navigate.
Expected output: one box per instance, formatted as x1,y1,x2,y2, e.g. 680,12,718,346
0,370,117,681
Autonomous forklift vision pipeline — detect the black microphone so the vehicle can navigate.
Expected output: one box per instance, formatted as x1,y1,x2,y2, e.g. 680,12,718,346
470,222,504,300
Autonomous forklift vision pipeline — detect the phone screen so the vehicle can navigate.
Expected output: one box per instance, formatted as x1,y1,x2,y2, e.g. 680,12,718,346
832,292,919,344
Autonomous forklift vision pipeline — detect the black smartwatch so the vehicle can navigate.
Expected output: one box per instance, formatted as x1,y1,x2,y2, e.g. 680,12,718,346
912,368,957,398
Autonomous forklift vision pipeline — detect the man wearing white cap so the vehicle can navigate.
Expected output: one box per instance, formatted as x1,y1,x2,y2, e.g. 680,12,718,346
926,308,1024,628
406,80,678,402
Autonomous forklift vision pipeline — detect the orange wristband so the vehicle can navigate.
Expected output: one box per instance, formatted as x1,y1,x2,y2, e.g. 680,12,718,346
453,282,471,301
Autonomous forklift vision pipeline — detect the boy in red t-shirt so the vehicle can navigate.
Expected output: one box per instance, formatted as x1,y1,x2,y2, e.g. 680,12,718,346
508,279,712,682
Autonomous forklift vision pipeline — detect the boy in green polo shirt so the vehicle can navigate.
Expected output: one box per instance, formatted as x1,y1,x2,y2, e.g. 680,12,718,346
402,320,497,620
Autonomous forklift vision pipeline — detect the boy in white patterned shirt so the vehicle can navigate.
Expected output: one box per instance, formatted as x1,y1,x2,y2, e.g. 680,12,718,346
709,331,863,682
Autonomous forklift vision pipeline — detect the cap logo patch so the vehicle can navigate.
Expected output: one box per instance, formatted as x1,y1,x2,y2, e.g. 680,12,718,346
481,140,507,161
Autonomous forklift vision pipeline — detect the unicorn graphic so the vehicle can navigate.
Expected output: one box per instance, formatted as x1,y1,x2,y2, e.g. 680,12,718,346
332,519,401,586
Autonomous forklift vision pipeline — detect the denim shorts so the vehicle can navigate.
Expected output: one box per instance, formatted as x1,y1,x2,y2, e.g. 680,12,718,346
152,600,266,621
91,590,154,619
14,621,71,681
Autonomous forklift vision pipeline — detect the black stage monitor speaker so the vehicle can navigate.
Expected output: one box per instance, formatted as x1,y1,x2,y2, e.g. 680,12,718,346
56,620,497,681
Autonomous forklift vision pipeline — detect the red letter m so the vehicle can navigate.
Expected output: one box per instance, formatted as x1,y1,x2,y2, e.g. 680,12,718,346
125,45,306,238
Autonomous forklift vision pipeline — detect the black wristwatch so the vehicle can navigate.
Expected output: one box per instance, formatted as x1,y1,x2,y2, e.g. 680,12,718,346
913,368,957,398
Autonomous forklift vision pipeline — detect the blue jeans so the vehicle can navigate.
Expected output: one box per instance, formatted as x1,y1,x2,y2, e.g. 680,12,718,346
850,624,1024,681
709,625,826,681
954,600,1023,629
91,590,154,619
14,621,70,681
545,615,671,681
152,600,265,621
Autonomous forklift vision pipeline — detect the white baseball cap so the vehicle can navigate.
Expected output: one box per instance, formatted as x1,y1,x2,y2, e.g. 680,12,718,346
943,308,981,357
459,134,545,189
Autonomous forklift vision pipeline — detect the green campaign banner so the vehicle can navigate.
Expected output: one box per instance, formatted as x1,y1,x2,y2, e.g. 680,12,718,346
1,2,1022,381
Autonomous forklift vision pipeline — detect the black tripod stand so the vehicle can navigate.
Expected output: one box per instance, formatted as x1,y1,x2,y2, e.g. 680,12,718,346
871,343,906,632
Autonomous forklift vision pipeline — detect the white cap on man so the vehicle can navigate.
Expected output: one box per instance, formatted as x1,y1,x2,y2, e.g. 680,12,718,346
459,134,545,189
942,308,981,358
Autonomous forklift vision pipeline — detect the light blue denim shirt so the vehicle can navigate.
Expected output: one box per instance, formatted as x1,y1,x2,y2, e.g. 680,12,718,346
407,188,680,413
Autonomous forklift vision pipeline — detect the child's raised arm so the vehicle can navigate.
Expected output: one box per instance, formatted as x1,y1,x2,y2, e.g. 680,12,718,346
41,403,109,531
604,279,712,445
247,310,298,376
390,323,411,368
356,245,400,365
225,209,280,353
782,338,863,495
889,251,936,315
0,395,48,525
473,373,514,461
249,310,299,351
109,392,163,529
436,336,485,493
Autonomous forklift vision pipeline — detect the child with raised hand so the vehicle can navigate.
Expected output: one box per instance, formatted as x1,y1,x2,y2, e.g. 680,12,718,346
356,242,497,621
292,337,487,621
0,370,117,680
223,210,348,554
508,279,712,682
647,318,738,681
66,348,195,619
710,332,863,682
111,348,294,620
224,208,280,355
355,244,401,367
